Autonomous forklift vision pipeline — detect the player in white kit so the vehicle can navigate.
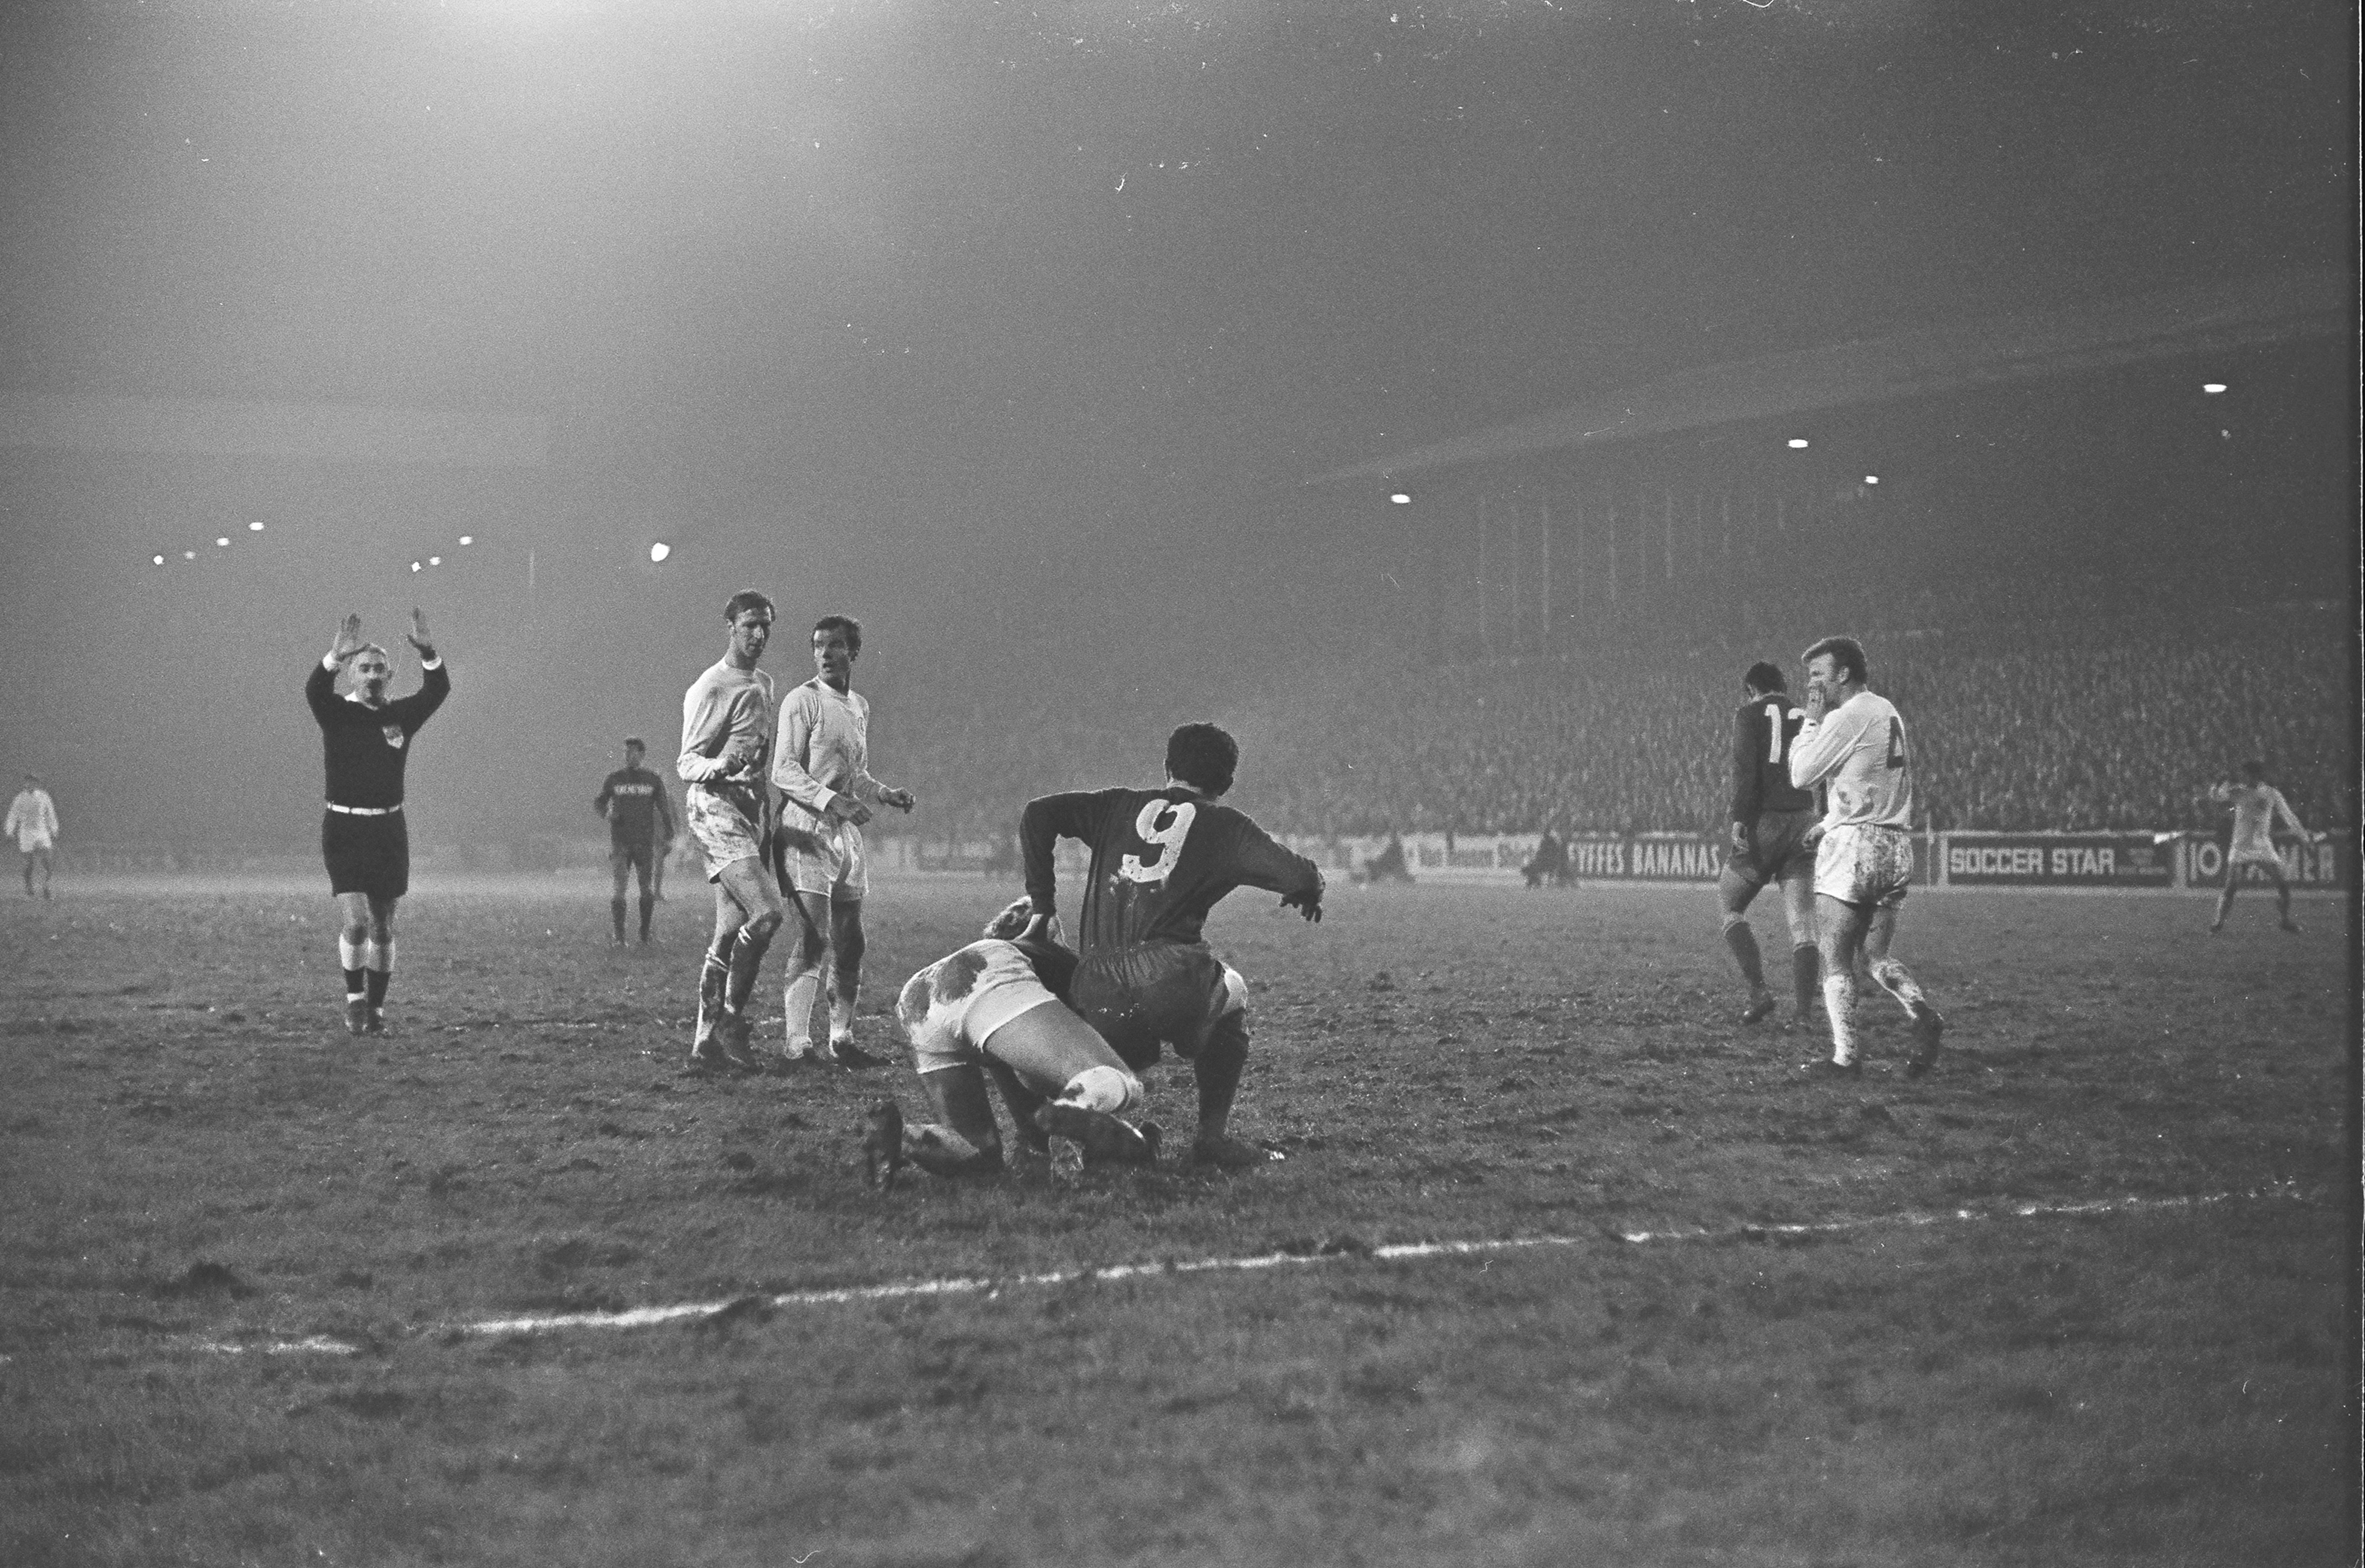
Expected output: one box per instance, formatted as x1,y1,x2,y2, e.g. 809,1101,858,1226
1787,636,1946,1077
770,614,914,1066
2207,761,2313,934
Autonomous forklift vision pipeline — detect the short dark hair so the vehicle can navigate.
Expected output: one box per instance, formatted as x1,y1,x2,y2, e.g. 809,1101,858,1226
1800,635,1869,686
1165,723,1239,798
2241,758,2267,781
813,614,862,654
623,736,645,751
1743,660,1787,695
723,590,774,622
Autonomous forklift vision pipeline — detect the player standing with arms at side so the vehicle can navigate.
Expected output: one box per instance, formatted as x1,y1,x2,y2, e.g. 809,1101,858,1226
2207,760,2314,934
677,591,785,1074
306,611,449,1037
1018,722,1325,1167
1787,636,1945,1077
771,614,915,1067
593,736,677,946
1720,661,1820,1027
5,773,60,899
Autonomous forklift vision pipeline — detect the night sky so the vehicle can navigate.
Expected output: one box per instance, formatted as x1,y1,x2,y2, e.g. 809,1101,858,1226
0,0,2352,846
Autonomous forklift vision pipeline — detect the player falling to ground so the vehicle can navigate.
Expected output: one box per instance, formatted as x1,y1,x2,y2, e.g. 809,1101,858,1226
1018,722,1325,1168
770,614,915,1067
2208,760,2313,934
6,772,59,899
1786,636,1944,1077
1720,661,1821,1027
676,591,786,1075
305,611,449,1037
890,899,1159,1180
593,736,677,946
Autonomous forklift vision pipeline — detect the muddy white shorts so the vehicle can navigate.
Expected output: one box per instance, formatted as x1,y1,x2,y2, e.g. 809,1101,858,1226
1813,823,1912,909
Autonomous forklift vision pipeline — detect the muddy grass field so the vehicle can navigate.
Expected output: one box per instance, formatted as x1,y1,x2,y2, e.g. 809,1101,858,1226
2,874,2355,1566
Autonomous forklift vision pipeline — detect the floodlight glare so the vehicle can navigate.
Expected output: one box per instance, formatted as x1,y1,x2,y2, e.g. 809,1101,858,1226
152,555,165,565
1388,493,1411,505
2203,383,2227,394
216,537,230,547
650,542,672,563
1864,475,1880,485
1787,438,1810,450
410,561,422,572
183,550,195,560
458,535,474,545
428,555,442,566
248,520,265,531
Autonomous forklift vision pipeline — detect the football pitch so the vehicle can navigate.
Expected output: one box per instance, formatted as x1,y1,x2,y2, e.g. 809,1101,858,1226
2,875,2353,1566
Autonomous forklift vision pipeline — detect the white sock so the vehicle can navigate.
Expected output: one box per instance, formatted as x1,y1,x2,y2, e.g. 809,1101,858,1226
782,970,821,1047
1059,1064,1142,1116
1869,958,1925,1015
1821,972,1858,1066
828,992,858,1043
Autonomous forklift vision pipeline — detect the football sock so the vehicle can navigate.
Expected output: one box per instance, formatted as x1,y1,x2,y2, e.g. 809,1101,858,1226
1722,919,1765,990
364,968,390,1008
610,899,627,941
782,968,822,1048
1821,972,1858,1065
339,933,365,973
695,951,731,1044
1192,1014,1251,1138
1058,1064,1142,1116
342,970,366,1002
827,989,858,1044
1867,957,1925,1016
1791,945,1821,1017
638,894,654,940
724,924,774,1015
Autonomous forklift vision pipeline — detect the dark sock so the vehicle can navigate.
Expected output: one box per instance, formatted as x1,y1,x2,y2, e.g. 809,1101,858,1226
610,899,627,941
638,895,655,940
1723,922,1765,989
1191,1015,1251,1136
1791,945,1821,1016
343,968,366,999
365,969,390,1008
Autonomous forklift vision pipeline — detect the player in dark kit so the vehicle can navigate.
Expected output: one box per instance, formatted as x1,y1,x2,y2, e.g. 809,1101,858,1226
1018,722,1324,1168
593,736,677,945
306,610,450,1037
1721,660,1821,1027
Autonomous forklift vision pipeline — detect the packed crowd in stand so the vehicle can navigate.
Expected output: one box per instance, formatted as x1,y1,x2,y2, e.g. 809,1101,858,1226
887,603,2352,842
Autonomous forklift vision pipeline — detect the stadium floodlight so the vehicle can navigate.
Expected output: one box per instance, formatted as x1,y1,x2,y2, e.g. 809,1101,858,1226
248,520,264,531
458,535,474,545
1388,492,1411,505
2202,382,2227,394
1787,438,1810,449
428,555,442,566
650,542,672,563
410,561,422,572
152,555,165,565
216,537,230,547
1864,474,1880,485
182,550,195,559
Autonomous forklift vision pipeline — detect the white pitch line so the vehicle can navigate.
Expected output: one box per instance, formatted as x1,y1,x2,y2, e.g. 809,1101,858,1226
193,1186,2322,1356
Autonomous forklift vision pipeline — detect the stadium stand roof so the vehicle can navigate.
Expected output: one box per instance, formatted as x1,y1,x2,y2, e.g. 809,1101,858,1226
1310,269,2351,485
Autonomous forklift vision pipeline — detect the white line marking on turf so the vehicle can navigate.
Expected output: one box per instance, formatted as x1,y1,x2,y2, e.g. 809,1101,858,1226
203,1186,2323,1355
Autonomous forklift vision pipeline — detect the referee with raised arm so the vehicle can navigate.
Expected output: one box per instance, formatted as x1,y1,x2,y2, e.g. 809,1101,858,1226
306,609,450,1037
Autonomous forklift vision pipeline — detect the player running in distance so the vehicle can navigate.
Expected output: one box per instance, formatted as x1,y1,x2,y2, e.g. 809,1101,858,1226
1720,660,1821,1027
771,614,915,1067
2208,760,2314,934
1018,722,1325,1168
891,899,1159,1180
1787,636,1945,1077
675,591,784,1074
307,610,449,1037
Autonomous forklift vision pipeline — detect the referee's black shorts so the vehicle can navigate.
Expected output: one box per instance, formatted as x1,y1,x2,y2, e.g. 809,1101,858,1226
322,810,409,899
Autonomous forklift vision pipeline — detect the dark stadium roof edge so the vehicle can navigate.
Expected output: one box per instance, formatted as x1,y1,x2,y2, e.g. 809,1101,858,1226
1309,269,2350,486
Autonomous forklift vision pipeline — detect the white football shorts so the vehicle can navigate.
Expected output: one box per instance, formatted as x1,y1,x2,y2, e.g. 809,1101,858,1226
774,814,868,899
685,784,766,879
1813,823,1913,909
896,939,1061,1074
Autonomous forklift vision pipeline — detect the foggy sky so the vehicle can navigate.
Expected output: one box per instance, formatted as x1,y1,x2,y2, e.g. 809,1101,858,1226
0,0,2352,848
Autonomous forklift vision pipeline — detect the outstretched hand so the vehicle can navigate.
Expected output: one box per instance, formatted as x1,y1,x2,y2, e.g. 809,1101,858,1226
330,613,366,662
403,607,436,659
1282,889,1323,923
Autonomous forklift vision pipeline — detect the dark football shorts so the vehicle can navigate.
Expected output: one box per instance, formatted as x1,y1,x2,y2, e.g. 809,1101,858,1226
1070,942,1228,1072
1731,808,1816,888
610,839,656,880
322,810,409,899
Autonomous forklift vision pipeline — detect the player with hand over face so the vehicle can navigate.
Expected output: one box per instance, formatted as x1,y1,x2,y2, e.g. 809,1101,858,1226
1019,723,1324,1168
1720,661,1821,1027
306,610,449,1037
1787,636,1944,1078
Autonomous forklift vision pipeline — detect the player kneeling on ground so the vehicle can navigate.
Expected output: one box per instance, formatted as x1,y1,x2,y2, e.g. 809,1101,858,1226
892,902,1157,1179
1018,722,1325,1168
